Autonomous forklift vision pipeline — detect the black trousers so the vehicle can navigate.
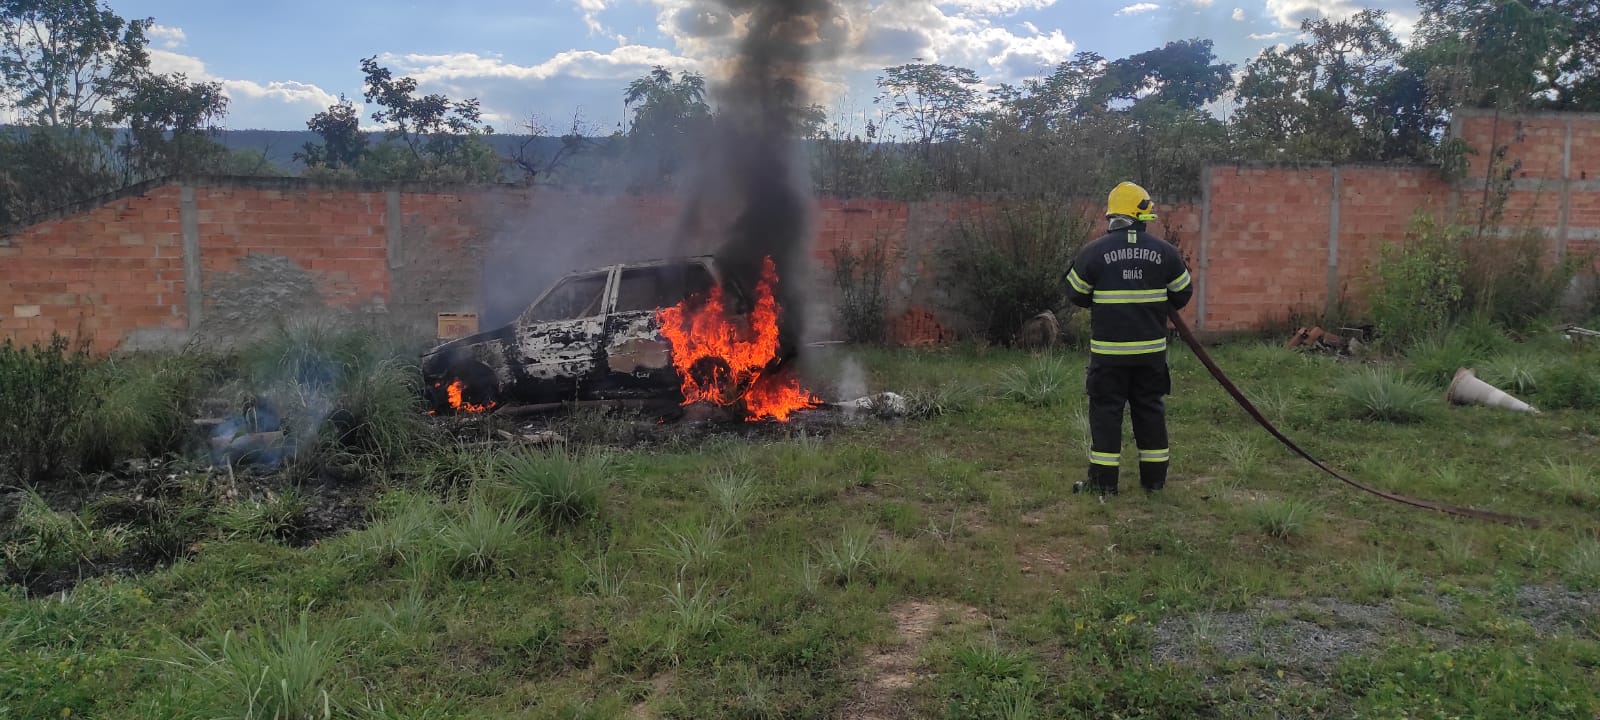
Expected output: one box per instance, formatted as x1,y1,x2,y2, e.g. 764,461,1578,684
1085,362,1171,492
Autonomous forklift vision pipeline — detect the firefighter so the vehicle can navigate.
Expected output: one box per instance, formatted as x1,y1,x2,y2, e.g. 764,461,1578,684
1062,181,1194,496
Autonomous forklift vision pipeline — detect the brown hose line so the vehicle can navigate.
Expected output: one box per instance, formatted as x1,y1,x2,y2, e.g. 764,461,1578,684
1169,311,1541,528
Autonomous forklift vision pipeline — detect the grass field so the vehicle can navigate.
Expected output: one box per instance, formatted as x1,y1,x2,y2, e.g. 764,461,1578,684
3,329,1599,719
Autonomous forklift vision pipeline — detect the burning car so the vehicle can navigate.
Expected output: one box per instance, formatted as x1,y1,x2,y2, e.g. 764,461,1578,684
420,254,819,421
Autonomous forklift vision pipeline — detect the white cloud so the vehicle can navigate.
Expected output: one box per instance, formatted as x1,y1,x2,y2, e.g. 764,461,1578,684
575,0,618,39
147,24,186,50
1248,31,1293,40
623,0,1078,122
379,45,693,84
1261,1,1418,41
147,48,344,129
1193,0,1216,6
1232,7,1246,20
937,0,1058,12
376,45,697,127
1116,3,1160,15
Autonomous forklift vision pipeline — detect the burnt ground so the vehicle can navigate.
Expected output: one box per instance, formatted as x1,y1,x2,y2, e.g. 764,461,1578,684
2,399,885,599
431,397,889,450
0,458,374,598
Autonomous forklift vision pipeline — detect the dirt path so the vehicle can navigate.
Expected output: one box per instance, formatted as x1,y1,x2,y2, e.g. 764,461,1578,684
837,600,987,720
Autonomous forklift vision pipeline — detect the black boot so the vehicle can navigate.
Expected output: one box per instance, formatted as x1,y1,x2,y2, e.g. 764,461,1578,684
1086,464,1119,496
1140,462,1167,492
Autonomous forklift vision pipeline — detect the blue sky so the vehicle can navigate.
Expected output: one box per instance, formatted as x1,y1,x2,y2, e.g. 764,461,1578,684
106,0,1419,134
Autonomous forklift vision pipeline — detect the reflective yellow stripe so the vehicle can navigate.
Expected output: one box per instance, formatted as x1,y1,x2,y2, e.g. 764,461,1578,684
1139,448,1170,463
1094,289,1167,304
1067,269,1092,294
1090,451,1120,466
1090,338,1168,355
1167,271,1191,293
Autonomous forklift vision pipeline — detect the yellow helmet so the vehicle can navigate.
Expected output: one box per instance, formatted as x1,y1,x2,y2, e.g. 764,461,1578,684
1106,181,1157,222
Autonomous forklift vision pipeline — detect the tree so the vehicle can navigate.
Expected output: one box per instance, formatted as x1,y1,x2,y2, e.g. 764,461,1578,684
111,71,229,178
355,56,499,182
0,0,242,223
1100,39,1235,112
294,94,366,171
0,0,150,129
875,62,981,151
987,52,1109,131
0,125,118,226
1233,9,1411,162
507,111,592,185
1411,0,1578,110
621,65,711,185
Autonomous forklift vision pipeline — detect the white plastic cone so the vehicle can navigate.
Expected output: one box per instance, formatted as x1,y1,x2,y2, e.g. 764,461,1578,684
1446,368,1539,414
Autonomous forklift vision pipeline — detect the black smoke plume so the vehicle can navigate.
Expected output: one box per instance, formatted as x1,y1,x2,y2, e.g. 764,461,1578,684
676,0,849,362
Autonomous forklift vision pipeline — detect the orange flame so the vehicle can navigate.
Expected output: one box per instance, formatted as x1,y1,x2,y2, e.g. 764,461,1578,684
437,379,494,414
657,256,820,422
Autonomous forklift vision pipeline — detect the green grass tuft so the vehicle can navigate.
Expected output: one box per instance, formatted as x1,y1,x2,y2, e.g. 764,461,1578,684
1564,537,1600,591
500,447,612,527
705,469,758,523
1337,368,1436,423
163,607,341,720
1249,497,1318,540
213,489,306,543
998,356,1075,408
1540,460,1597,507
435,494,527,577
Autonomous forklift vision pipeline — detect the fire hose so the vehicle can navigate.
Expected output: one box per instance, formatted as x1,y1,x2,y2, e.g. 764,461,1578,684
1167,310,1541,529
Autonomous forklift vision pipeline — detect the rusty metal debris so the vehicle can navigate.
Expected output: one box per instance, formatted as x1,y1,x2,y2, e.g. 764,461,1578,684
1286,326,1364,356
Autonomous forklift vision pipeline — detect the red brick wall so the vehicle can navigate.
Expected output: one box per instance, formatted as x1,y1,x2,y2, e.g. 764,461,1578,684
3,110,1599,351
0,185,185,354
196,187,389,307
1200,166,1337,330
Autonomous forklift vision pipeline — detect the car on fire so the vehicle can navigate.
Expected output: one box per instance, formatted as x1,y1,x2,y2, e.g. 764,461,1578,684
419,255,755,413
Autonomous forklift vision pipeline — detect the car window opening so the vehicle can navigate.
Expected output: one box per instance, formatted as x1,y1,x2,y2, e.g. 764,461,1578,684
525,272,610,322
614,263,715,314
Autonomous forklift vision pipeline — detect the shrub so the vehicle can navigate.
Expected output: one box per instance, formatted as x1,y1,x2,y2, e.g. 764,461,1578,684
1457,226,1582,332
1337,368,1436,423
1365,214,1466,348
830,234,897,344
78,355,211,472
0,334,97,485
943,200,1088,345
1532,359,1600,410
1366,214,1581,347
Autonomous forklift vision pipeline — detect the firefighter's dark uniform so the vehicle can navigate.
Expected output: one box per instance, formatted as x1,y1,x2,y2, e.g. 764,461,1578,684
1063,217,1193,495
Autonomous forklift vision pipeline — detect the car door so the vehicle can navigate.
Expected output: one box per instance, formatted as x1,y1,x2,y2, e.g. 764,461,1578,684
511,265,619,396
599,259,719,396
